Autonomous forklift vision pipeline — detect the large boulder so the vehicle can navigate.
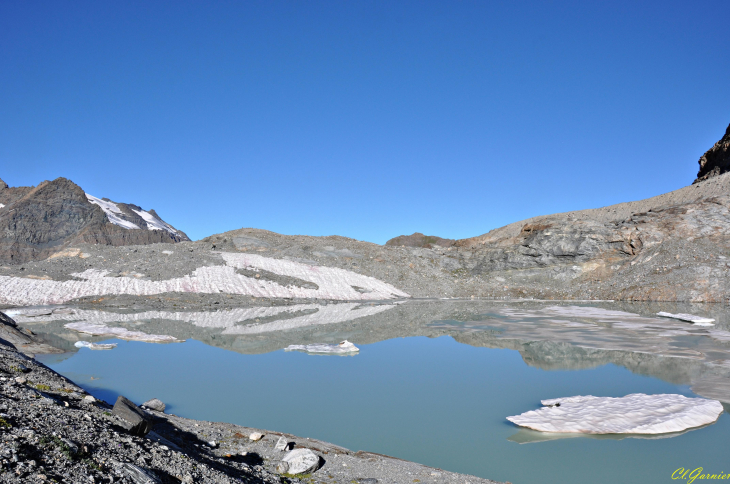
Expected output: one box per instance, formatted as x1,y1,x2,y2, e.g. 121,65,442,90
113,396,153,436
695,122,730,183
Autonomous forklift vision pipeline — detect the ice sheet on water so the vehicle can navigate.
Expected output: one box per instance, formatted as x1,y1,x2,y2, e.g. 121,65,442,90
507,393,723,434
285,340,359,355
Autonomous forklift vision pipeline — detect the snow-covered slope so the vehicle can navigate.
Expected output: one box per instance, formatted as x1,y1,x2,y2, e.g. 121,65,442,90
86,194,181,236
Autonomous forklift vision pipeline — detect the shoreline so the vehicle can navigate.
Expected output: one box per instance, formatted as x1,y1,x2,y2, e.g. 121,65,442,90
0,315,504,484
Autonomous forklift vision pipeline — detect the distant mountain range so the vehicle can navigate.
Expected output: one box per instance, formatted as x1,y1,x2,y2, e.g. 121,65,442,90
0,177,189,264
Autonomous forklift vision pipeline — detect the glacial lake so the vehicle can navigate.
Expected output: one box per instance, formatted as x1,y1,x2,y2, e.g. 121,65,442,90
28,300,730,484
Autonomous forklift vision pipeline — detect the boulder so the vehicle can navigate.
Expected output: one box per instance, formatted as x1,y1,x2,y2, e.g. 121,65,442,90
112,396,153,436
281,448,320,475
141,398,166,412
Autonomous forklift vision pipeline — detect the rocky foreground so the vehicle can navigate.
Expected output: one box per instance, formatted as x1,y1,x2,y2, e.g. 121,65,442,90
0,314,502,484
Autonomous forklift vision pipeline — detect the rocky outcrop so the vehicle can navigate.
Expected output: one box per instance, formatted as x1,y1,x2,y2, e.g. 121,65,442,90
0,177,189,265
386,232,455,248
695,122,730,183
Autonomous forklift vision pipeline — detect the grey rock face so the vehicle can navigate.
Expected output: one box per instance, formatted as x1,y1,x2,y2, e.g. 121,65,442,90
695,122,730,183
113,395,153,436
0,177,189,265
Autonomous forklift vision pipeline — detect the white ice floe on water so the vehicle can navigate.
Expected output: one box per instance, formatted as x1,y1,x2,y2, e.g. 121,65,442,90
507,393,723,434
74,341,117,350
65,323,180,343
284,340,359,355
657,312,715,326
0,253,409,305
85,194,140,230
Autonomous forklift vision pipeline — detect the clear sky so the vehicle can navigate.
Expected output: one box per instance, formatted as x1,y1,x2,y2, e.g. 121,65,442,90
1,1,728,243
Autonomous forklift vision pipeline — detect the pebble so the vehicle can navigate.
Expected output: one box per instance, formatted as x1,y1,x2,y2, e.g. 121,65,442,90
14,377,27,384
82,395,96,404
249,432,264,441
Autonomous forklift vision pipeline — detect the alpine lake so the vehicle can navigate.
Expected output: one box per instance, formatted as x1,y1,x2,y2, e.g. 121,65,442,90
21,299,730,484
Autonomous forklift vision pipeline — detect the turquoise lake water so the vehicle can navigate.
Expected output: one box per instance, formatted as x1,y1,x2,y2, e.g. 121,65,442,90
37,333,730,484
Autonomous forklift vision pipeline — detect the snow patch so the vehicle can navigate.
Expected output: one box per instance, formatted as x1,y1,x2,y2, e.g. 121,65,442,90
65,322,180,343
74,341,117,350
507,393,723,434
11,303,396,334
85,194,140,229
657,312,715,326
131,208,178,235
285,340,359,354
0,253,409,305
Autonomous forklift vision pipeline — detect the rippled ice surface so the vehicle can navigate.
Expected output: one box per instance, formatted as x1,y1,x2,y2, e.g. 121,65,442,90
31,300,730,484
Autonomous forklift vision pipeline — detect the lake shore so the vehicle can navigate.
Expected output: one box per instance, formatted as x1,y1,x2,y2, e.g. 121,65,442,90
0,315,504,484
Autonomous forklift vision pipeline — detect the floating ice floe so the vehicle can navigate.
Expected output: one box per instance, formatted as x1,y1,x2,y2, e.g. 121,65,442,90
74,341,117,350
657,312,715,326
507,393,723,434
284,340,359,355
65,323,180,343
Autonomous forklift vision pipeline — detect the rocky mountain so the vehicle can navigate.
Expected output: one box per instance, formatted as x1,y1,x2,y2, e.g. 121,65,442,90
695,122,730,183
0,177,189,265
0,122,729,303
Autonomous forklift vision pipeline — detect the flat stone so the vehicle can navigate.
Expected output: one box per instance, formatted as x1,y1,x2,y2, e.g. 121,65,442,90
275,436,290,451
281,448,320,475
112,396,153,436
82,395,96,404
141,398,165,412
119,463,161,484
248,432,264,441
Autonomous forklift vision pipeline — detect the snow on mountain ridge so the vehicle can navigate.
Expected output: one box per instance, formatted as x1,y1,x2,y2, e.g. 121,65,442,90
86,193,178,235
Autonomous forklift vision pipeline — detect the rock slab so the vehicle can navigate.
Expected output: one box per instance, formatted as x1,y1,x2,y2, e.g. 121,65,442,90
113,396,153,436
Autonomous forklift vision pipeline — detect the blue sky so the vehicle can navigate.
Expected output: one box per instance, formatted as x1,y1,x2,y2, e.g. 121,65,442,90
1,1,728,243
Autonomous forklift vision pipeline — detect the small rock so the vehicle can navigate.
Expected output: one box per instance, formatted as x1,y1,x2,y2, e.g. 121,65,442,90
207,441,217,448
276,461,290,474
82,395,96,404
141,398,165,412
14,377,27,385
248,432,264,441
60,438,79,456
17,364,30,373
112,396,153,436
275,436,290,451
281,448,320,475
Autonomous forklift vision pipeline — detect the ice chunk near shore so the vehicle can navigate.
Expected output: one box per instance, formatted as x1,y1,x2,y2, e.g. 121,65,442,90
65,323,180,343
507,394,723,434
74,341,117,350
657,312,715,326
284,340,359,355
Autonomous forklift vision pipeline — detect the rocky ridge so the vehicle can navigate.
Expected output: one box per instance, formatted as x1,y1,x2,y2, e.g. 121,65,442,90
695,122,730,183
0,177,189,265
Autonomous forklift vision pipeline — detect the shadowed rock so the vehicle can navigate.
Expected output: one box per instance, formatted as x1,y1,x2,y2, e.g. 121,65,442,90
695,122,730,183
113,396,153,436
